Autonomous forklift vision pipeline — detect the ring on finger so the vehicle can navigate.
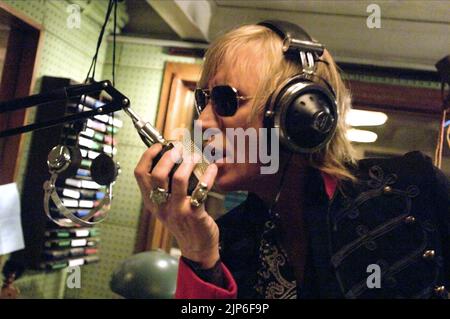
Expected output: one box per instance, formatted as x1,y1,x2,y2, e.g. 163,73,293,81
149,186,169,206
190,182,209,208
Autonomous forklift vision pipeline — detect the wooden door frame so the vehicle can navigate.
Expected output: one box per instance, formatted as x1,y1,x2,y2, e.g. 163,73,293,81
135,61,202,253
0,1,44,185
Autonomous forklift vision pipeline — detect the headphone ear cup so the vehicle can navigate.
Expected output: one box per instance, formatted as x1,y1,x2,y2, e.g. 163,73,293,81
65,146,82,178
284,90,336,151
47,145,82,178
274,76,338,153
90,153,119,186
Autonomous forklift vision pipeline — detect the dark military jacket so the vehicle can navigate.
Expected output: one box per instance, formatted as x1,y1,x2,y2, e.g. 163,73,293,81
218,151,450,298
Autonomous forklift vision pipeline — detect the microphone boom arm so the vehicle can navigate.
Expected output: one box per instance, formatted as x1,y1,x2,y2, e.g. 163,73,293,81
0,80,129,138
0,80,166,227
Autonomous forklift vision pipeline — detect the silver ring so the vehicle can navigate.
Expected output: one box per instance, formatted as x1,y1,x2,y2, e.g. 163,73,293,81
149,187,169,206
190,182,209,208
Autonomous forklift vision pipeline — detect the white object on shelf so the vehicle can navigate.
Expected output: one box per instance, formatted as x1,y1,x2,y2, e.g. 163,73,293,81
0,183,25,255
71,239,87,247
68,258,85,267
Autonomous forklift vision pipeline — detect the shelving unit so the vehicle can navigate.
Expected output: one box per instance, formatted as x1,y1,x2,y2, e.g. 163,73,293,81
10,76,122,271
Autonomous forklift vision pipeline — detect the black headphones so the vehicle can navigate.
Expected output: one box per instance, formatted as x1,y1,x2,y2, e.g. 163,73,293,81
44,109,120,227
259,20,338,154
47,144,119,186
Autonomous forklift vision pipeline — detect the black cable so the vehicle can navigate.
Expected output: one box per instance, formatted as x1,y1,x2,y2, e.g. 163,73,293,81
81,0,114,137
111,0,118,161
81,0,118,161
84,0,114,84
268,152,293,217
91,0,114,81
112,0,117,87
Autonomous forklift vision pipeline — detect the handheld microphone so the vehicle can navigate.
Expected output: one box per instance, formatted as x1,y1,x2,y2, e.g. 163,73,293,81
123,107,209,194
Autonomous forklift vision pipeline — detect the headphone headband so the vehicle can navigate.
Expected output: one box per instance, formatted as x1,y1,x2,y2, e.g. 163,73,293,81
258,20,324,57
260,20,337,154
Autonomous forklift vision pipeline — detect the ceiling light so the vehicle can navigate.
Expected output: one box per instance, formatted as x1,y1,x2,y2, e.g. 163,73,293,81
347,129,378,143
346,109,388,126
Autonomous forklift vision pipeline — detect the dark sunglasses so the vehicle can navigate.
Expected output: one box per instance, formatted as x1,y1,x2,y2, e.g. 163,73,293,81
194,85,253,117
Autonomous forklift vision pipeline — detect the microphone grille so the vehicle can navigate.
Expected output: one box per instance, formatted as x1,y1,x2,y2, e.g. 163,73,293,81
181,135,209,179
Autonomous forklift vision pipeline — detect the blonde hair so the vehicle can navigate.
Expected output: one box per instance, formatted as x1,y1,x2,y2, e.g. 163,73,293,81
199,24,357,181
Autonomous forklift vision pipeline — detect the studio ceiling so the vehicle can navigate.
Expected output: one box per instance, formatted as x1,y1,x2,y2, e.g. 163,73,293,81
123,0,449,70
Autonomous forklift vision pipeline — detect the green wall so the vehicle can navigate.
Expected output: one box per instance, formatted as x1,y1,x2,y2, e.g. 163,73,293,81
0,0,127,298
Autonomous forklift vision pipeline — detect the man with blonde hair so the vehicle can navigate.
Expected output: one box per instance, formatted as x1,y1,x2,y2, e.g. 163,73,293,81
135,20,450,299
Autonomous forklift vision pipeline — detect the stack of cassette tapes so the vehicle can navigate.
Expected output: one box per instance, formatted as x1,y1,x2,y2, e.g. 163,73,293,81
40,92,122,270
14,76,122,271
